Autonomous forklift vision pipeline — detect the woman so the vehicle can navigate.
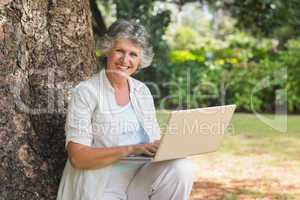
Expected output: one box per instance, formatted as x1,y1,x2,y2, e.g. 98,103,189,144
57,20,196,200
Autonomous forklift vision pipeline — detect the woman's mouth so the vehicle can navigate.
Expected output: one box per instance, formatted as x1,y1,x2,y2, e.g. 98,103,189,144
119,66,129,71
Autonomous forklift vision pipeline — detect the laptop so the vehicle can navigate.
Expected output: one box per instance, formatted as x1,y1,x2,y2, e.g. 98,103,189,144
121,104,236,162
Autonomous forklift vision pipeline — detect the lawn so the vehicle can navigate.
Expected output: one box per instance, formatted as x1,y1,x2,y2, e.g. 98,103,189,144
156,112,300,200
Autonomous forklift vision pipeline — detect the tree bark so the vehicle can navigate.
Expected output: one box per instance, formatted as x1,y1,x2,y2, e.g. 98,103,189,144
0,0,96,199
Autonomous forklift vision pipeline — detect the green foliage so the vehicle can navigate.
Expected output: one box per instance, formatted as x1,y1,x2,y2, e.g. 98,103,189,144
164,30,299,113
207,0,300,40
281,40,300,112
169,26,201,50
95,0,299,113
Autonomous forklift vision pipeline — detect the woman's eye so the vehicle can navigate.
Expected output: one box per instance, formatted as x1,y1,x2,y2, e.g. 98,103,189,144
130,53,138,57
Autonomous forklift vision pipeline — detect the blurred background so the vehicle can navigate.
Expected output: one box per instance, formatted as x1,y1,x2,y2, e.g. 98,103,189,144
91,0,299,114
90,1,300,199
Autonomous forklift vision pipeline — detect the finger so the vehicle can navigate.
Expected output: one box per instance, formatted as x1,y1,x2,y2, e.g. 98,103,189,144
151,143,159,151
152,142,160,149
133,144,147,155
153,140,161,147
145,144,158,153
154,140,161,145
142,148,155,156
148,142,159,150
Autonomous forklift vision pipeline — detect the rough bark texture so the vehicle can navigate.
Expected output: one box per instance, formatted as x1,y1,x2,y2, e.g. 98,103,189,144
0,0,96,199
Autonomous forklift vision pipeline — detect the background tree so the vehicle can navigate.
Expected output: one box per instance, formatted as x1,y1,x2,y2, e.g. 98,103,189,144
88,0,299,112
206,0,300,42
0,0,96,199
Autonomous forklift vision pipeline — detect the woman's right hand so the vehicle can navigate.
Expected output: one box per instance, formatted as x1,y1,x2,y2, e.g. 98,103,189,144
129,142,159,156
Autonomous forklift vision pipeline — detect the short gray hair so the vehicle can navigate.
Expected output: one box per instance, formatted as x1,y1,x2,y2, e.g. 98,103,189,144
99,20,154,69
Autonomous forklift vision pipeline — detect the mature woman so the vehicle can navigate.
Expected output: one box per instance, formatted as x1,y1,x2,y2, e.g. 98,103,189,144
57,20,196,200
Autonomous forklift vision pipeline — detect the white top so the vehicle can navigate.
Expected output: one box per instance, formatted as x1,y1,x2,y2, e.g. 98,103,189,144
56,69,161,200
103,102,149,197
115,102,149,145
57,70,160,200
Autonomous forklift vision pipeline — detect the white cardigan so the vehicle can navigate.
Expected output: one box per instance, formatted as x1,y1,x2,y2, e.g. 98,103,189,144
57,69,161,200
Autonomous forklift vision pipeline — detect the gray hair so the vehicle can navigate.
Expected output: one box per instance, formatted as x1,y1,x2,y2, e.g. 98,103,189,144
99,20,154,69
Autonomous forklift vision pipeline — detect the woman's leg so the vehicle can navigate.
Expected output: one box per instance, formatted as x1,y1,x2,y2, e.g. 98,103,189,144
127,158,197,200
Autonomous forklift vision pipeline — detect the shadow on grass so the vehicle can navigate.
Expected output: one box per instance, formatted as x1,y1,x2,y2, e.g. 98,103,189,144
190,178,300,200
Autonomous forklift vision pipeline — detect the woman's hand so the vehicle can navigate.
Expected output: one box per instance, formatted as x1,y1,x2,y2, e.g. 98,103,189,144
129,141,160,156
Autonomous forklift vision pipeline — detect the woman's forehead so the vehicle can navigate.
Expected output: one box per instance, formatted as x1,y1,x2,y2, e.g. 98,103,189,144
113,38,141,51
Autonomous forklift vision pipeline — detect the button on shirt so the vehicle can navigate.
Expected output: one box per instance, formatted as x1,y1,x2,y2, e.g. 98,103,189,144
56,70,161,200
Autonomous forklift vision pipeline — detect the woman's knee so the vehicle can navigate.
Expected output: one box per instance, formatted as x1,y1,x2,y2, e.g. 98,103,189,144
166,158,197,184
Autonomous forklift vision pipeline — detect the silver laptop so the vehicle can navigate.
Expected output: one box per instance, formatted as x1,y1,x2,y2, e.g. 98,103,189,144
121,104,236,162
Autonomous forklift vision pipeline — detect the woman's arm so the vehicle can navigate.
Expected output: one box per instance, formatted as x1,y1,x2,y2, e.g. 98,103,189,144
67,141,159,170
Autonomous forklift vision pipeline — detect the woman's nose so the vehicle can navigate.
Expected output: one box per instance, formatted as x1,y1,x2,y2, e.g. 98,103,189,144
120,53,131,65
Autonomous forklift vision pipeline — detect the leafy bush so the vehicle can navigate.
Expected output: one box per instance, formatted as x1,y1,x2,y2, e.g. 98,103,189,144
159,32,299,113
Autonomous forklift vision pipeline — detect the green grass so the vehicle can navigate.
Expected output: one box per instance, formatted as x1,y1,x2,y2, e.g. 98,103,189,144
226,114,300,161
156,112,300,164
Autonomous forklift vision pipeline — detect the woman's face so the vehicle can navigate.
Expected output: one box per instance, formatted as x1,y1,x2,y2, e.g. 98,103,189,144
106,38,141,76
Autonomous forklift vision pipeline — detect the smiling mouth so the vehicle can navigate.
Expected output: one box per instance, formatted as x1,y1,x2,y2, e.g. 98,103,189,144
118,66,129,70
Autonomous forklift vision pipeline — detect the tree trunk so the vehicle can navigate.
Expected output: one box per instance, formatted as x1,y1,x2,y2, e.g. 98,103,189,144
0,0,96,199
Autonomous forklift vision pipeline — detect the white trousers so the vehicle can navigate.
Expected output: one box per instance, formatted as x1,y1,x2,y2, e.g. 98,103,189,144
102,158,197,200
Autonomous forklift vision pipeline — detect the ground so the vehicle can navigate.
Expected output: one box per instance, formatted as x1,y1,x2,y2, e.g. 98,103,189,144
157,112,300,200
190,153,300,200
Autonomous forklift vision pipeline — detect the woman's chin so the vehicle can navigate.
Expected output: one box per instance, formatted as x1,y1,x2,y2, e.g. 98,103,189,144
106,67,136,77
117,69,135,76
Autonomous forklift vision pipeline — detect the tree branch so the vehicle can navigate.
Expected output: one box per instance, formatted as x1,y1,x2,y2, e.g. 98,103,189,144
90,0,107,37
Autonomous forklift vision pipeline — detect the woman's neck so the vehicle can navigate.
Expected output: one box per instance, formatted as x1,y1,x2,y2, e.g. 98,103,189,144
105,70,129,90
